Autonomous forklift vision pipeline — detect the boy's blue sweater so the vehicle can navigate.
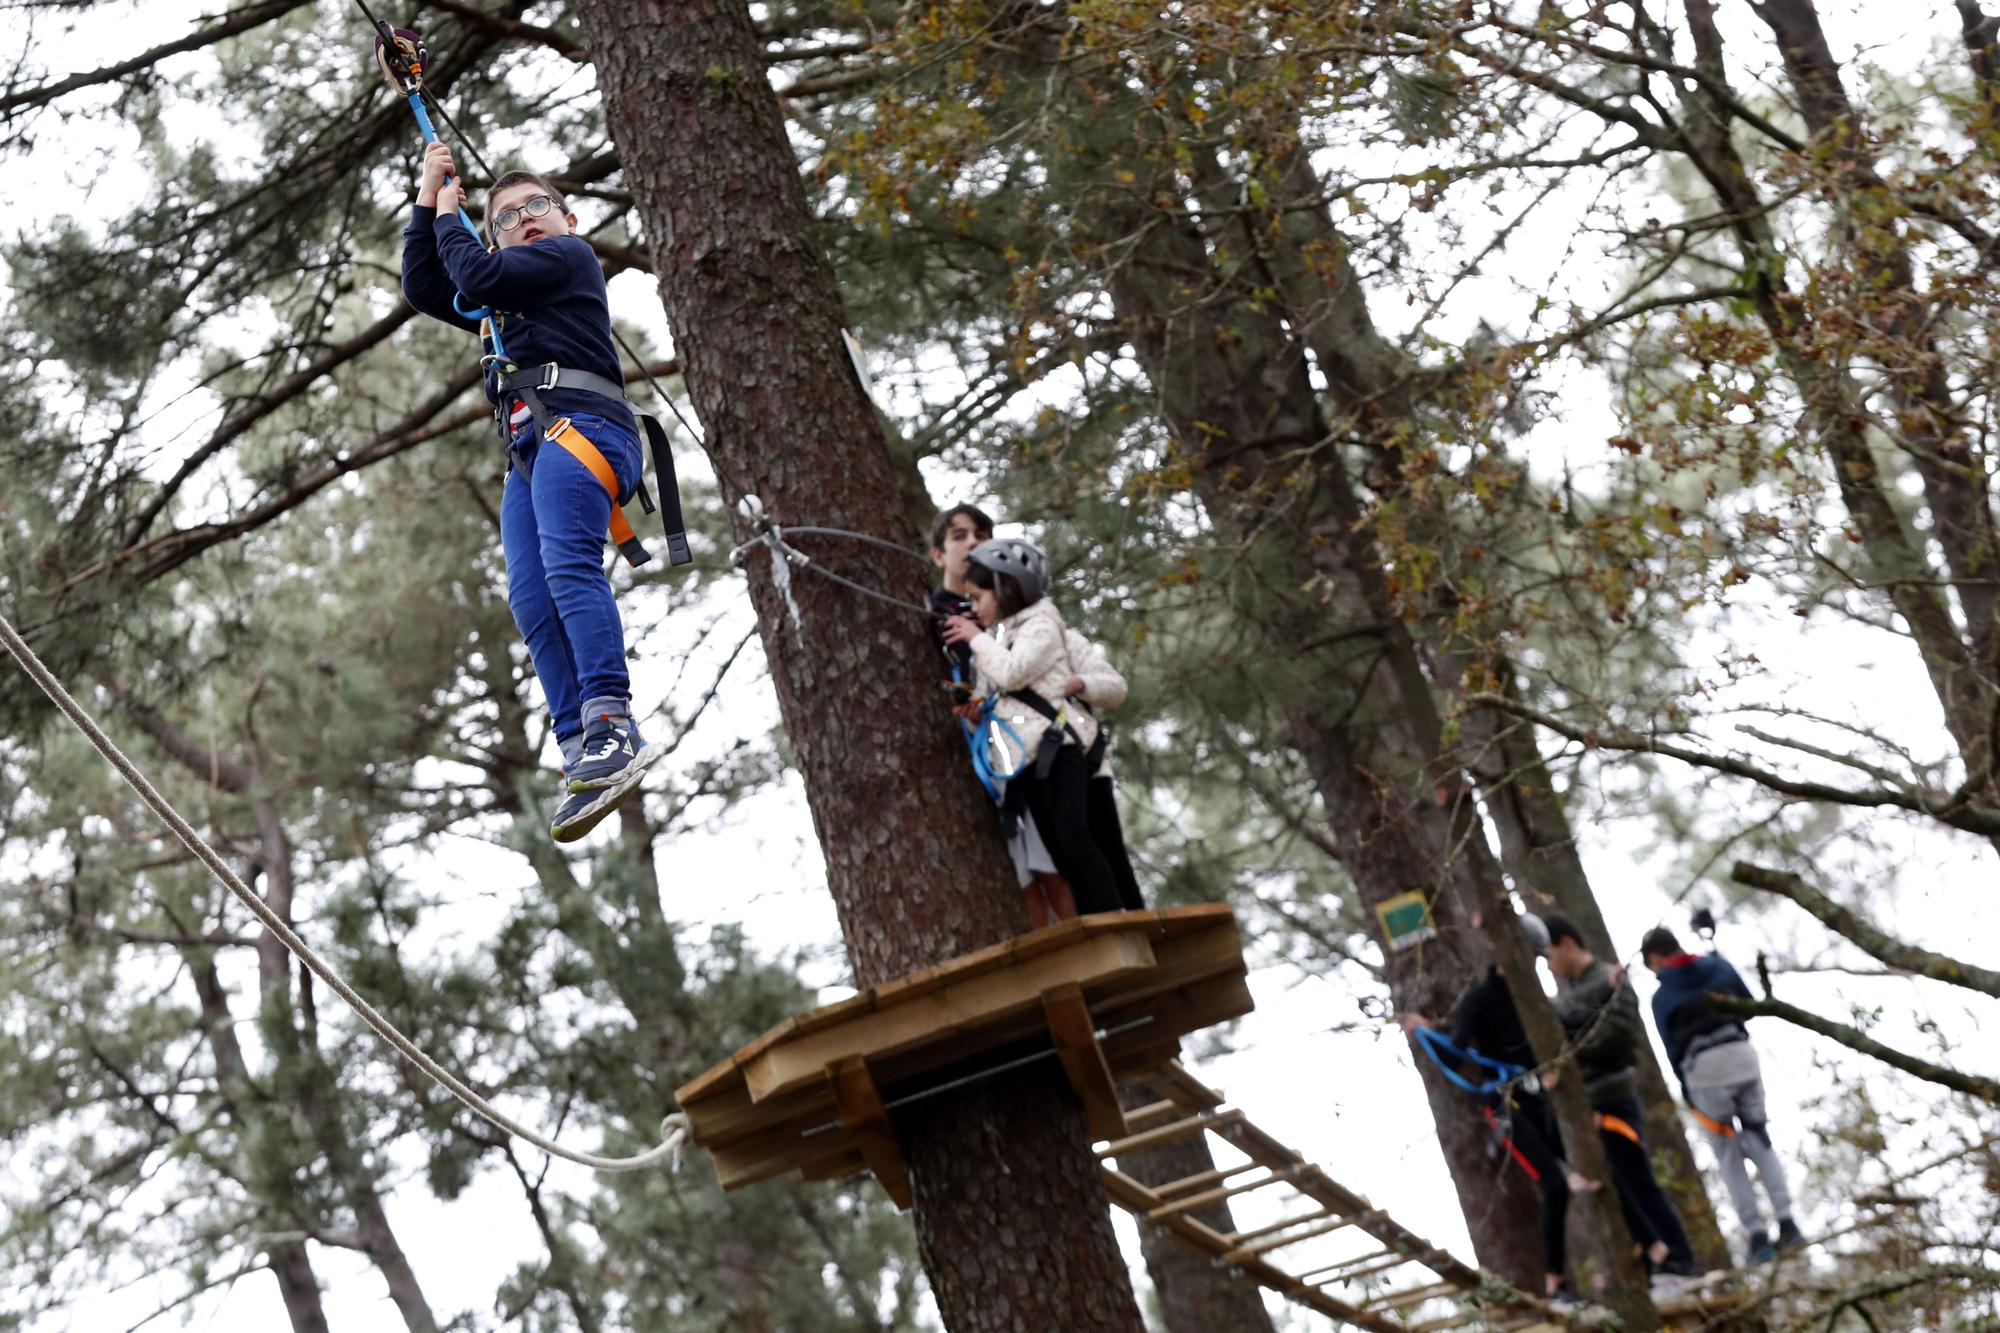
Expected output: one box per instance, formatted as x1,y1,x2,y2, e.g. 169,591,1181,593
401,205,637,437
1650,952,1752,1085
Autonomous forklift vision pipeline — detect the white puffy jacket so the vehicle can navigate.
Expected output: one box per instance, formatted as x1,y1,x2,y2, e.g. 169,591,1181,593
969,599,1125,774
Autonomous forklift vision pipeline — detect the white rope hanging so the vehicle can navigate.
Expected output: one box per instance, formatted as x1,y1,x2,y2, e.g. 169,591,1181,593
0,610,689,1175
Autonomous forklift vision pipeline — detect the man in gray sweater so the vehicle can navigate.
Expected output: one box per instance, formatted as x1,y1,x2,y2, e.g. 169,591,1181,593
1544,914,1701,1284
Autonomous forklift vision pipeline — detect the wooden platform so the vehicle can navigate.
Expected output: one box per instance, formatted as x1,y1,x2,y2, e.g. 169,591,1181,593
674,905,1253,1208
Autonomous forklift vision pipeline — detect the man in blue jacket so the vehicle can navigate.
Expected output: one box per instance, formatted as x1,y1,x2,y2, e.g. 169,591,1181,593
1641,927,1803,1264
403,141,663,843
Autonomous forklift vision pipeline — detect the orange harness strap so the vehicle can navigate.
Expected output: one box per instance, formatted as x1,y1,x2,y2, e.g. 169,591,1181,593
1690,1107,1736,1138
1595,1112,1643,1145
546,416,647,566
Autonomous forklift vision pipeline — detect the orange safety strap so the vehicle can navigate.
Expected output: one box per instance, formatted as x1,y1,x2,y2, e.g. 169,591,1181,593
1595,1112,1642,1145
545,416,648,565
1690,1107,1736,1138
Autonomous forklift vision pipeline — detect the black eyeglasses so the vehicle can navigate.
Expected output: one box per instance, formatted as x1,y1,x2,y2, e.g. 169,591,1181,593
494,194,560,233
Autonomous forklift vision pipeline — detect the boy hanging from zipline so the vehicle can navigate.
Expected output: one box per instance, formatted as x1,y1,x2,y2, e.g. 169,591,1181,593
402,140,662,842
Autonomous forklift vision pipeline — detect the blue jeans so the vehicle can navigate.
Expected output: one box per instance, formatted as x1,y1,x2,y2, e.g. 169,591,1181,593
499,413,642,746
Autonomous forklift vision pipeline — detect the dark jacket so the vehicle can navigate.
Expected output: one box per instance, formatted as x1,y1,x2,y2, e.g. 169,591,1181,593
1649,952,1752,1087
1554,958,1645,1106
401,206,637,436
931,585,974,675
1447,966,1536,1074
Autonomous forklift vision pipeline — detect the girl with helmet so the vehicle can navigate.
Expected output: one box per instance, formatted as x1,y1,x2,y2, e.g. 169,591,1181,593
940,538,1142,917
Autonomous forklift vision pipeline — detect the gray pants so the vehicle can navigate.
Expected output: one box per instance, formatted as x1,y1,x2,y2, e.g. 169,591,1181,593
1688,1075,1793,1231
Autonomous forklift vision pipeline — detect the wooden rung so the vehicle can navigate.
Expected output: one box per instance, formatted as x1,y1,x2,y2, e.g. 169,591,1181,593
1226,1204,1339,1247
1366,1279,1463,1311
1224,1213,1355,1262
1410,1309,1541,1333
1311,1251,1414,1287
1292,1247,1392,1283
1149,1166,1298,1220
1099,1109,1243,1158
1121,1098,1180,1128
1154,1161,1262,1199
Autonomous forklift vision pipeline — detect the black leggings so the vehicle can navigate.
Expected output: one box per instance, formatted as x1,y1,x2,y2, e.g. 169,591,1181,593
1087,776,1145,911
1501,1091,1570,1280
1019,746,1124,914
1597,1095,1695,1266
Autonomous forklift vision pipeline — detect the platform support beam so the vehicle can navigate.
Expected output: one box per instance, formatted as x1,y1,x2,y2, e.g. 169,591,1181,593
1042,983,1129,1142
827,1056,911,1209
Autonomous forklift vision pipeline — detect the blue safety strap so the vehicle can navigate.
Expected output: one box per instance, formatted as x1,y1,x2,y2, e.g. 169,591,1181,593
1413,1024,1527,1097
954,666,1027,800
401,89,508,357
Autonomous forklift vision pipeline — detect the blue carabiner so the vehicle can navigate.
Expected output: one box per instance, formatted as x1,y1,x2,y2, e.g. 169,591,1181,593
969,695,1029,795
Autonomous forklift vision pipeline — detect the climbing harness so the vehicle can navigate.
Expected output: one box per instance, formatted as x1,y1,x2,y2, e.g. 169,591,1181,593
494,361,692,568
1411,1023,1531,1098
1595,1111,1643,1145
1480,1103,1543,1181
1690,1106,1737,1138
364,6,691,568
0,610,688,1174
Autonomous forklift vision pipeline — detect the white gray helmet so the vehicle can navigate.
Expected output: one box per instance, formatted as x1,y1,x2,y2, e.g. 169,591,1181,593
1518,912,1551,955
967,537,1050,603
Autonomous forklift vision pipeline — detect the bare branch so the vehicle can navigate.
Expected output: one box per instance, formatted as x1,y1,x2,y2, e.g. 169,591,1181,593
1711,993,2000,1103
1,1,310,119
1730,861,2000,997
1465,693,2000,837
122,306,419,546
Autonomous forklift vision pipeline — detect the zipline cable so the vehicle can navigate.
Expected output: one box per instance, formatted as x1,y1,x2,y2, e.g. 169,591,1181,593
0,610,688,1174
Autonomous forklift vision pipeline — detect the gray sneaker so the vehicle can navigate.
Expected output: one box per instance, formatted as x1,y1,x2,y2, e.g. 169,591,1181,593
551,772,642,843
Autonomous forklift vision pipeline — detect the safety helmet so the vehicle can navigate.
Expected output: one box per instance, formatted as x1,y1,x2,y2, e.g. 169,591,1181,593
967,537,1050,604
1517,913,1551,955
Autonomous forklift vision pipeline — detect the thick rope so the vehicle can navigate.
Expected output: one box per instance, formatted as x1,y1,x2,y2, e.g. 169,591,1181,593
0,610,688,1174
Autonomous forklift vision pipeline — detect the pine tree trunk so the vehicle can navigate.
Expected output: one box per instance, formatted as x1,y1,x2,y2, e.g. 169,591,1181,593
566,4,1145,1328
1070,80,1657,1324
1452,664,1730,1270
1116,1090,1278,1333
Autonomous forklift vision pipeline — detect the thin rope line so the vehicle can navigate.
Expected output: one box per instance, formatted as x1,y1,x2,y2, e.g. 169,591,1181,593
732,522,938,618
0,610,687,1174
777,527,933,566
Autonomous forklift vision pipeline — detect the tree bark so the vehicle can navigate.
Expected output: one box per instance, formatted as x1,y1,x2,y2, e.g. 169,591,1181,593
1457,674,1729,1270
567,3,1146,1328
1070,101,1655,1324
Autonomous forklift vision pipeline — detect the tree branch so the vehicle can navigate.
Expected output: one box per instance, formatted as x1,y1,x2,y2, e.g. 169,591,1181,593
122,306,418,546
1,0,310,118
1465,693,2000,837
1730,862,2000,998
1711,994,2000,1103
